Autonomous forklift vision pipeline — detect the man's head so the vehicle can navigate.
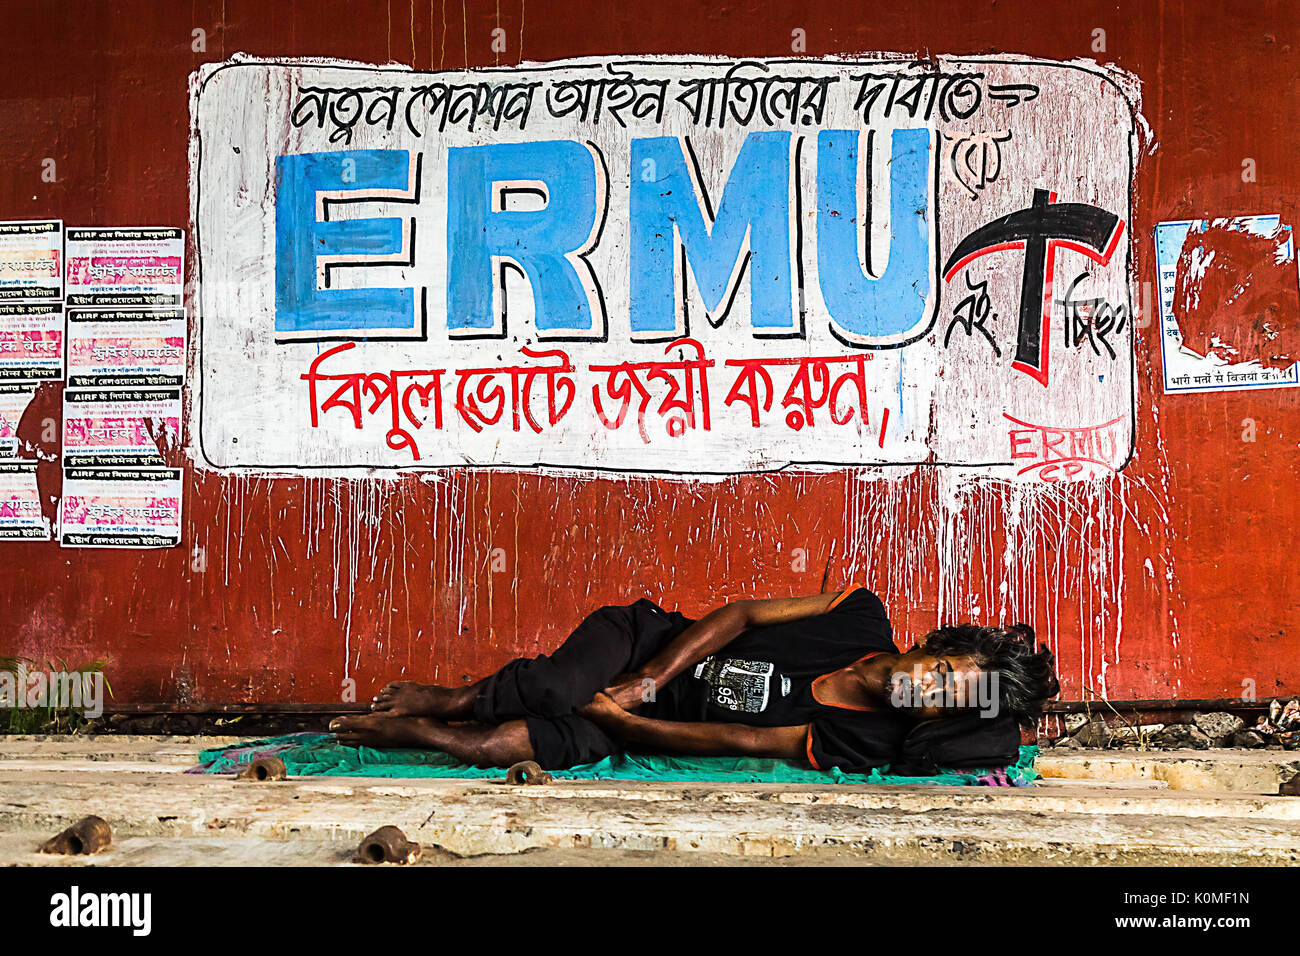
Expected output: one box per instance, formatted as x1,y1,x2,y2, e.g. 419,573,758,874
886,623,1060,724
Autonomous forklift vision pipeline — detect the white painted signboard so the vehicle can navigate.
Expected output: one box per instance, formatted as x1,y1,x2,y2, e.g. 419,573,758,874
193,55,1137,479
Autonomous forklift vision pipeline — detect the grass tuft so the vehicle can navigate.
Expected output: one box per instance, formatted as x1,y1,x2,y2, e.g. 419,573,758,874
0,656,112,734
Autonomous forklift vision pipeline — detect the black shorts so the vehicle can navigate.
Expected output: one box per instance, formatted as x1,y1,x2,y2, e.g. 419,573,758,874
471,598,694,768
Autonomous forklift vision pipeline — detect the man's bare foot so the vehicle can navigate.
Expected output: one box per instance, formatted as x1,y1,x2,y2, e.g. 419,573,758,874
330,713,445,749
369,681,470,718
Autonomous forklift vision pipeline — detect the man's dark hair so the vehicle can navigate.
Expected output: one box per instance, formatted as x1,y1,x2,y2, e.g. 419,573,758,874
920,622,1060,725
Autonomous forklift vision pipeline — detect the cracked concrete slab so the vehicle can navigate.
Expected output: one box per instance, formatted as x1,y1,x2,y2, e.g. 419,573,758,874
1038,749,1300,792
2,736,1298,866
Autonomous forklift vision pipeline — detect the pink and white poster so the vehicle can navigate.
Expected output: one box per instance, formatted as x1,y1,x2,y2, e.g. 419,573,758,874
58,467,181,548
66,307,185,388
0,462,48,540
0,303,63,381
0,220,62,303
0,383,38,458
65,227,184,307
61,388,181,467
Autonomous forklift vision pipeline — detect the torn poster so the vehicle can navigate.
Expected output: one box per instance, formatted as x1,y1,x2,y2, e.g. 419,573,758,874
65,227,184,307
0,383,37,458
0,303,63,381
61,388,181,467
66,307,185,388
0,220,62,302
58,467,182,548
1155,215,1300,394
0,462,48,540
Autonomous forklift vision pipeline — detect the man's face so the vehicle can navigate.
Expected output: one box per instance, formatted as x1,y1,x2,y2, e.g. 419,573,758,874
887,647,990,719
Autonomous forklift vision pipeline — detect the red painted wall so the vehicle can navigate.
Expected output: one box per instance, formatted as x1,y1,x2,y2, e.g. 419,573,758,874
0,0,1296,707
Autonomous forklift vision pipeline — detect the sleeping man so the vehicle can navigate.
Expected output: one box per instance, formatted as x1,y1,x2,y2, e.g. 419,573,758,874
329,585,1060,774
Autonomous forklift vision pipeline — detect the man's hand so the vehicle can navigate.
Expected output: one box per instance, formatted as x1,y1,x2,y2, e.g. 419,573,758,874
602,671,658,711
578,691,631,730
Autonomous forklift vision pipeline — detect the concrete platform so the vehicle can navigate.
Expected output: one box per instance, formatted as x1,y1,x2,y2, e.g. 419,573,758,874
2,736,1299,866
1038,748,1300,793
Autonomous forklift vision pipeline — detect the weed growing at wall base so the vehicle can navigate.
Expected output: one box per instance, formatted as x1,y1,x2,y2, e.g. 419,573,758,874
0,657,108,730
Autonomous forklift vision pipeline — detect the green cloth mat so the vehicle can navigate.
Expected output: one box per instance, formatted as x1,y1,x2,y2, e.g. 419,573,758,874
198,733,1039,786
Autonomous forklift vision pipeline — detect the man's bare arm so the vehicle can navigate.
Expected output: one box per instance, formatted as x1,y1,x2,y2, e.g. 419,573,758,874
582,693,809,760
738,589,856,628
609,589,850,707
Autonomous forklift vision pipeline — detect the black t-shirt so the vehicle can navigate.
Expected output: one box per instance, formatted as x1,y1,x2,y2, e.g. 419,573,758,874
647,585,914,772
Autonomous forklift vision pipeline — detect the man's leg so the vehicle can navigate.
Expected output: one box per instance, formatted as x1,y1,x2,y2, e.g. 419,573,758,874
331,714,534,766
371,600,685,721
325,712,618,770
329,712,619,770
